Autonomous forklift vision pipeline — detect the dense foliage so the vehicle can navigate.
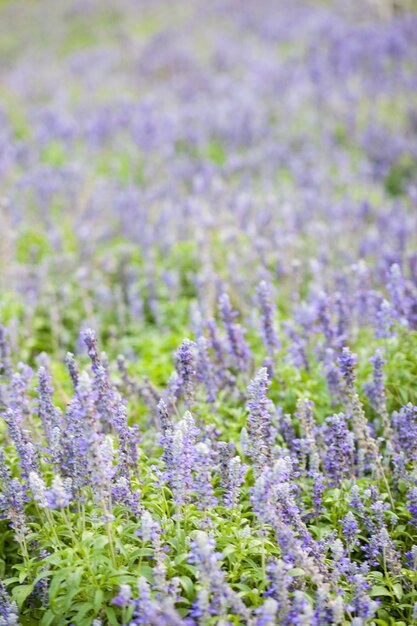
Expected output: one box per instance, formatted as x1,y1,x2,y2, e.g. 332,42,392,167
1,0,417,624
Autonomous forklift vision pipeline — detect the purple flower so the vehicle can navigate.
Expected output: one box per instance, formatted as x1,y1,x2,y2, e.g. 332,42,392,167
363,349,387,417
0,326,12,380
256,280,280,356
322,414,354,485
245,368,274,473
168,411,198,506
219,293,251,372
223,455,246,509
112,584,132,607
196,337,217,403
175,339,197,407
375,299,395,339
45,476,72,509
338,347,357,393
340,512,360,550
254,597,278,626
64,352,79,391
188,531,249,622
393,403,417,463
0,580,19,626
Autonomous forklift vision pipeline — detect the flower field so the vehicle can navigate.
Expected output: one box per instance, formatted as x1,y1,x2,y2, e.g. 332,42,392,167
1,1,417,624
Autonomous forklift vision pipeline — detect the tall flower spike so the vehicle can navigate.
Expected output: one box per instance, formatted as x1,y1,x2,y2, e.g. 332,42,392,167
169,411,198,506
387,263,406,323
223,455,246,509
0,452,28,545
219,293,251,371
255,597,278,626
0,579,19,626
246,367,274,473
338,347,381,476
375,299,395,339
322,413,354,485
64,352,79,391
0,325,12,380
363,349,391,439
36,366,61,449
196,336,217,403
188,531,250,622
174,339,196,407
256,280,280,356
393,403,417,463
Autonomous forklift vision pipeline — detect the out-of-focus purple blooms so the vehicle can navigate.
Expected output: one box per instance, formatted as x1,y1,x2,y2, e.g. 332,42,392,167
29,471,48,508
82,328,101,372
314,587,333,625
375,299,396,339
294,398,318,473
223,455,246,509
340,512,360,550
0,326,12,380
196,337,217,403
322,414,354,485
205,318,225,367
256,280,280,356
251,458,327,581
217,441,234,489
112,401,139,480
245,367,274,473
0,579,19,626
139,510,160,544
112,476,140,515
193,442,217,511
254,597,278,626
158,398,174,465
316,291,335,348
323,348,343,403
393,404,417,463
338,347,357,393
407,486,417,527
175,339,197,406
283,320,310,371
387,263,407,324
36,366,61,456
132,576,184,625
8,365,33,423
363,349,387,417
64,352,79,391
0,452,28,544
338,349,381,473
349,574,377,621
88,434,115,505
3,408,39,480
312,471,325,517
112,584,132,607
169,411,198,506
188,531,250,622
219,293,251,372
286,590,313,625
45,476,72,509
266,560,291,622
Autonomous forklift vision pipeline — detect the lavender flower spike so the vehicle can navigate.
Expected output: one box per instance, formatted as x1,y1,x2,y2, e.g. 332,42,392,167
246,367,274,473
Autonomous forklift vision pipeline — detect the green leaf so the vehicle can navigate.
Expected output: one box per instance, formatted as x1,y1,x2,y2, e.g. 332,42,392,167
105,606,119,626
12,583,35,608
392,583,403,601
40,609,56,626
370,585,392,598
94,588,104,612
179,576,194,598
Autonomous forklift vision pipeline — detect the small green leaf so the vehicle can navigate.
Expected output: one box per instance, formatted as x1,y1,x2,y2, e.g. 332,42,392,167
12,583,35,609
370,585,392,598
